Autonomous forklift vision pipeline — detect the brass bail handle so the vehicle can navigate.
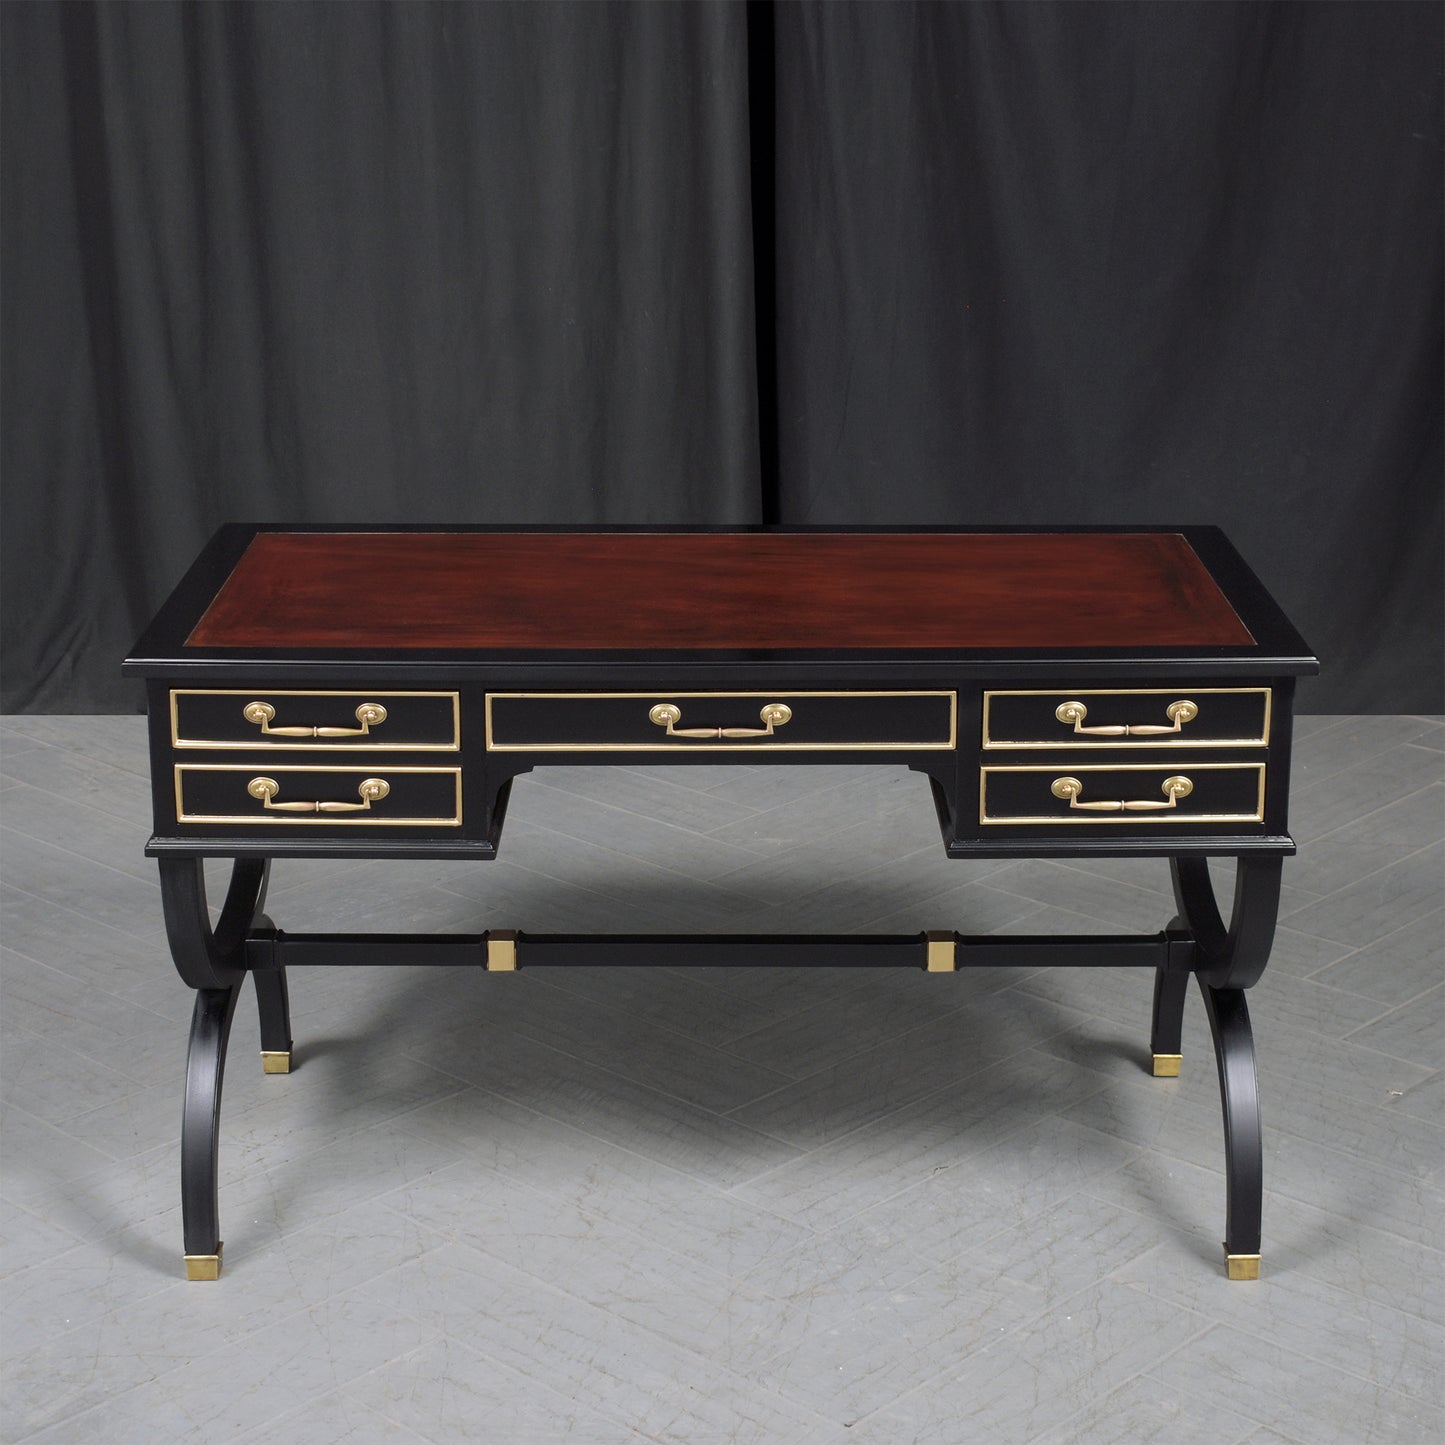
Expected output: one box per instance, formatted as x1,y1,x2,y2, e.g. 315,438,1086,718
247,776,390,812
243,701,388,738
1055,699,1198,737
1051,775,1194,812
649,702,793,740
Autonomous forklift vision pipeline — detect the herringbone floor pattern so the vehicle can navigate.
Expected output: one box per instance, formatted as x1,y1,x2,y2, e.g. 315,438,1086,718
1,714,1441,1442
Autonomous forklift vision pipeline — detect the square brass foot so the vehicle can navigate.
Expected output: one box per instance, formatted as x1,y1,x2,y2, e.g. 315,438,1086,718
1151,1053,1183,1078
1225,1251,1261,1281
260,1050,291,1074
184,1244,223,1281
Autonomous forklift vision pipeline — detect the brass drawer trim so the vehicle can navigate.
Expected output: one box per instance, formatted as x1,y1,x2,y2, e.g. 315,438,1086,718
174,764,463,826
170,690,461,751
979,762,1266,825
484,691,957,752
981,688,1272,749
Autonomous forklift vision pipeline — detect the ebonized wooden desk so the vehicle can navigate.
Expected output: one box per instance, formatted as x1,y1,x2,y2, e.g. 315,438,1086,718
124,526,1317,1280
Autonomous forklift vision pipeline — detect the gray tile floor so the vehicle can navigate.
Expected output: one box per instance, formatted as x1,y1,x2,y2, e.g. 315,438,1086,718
1,714,1441,1443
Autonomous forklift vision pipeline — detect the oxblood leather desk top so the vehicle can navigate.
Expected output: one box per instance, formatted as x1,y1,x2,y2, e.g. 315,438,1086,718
126,524,1315,673
184,529,1256,652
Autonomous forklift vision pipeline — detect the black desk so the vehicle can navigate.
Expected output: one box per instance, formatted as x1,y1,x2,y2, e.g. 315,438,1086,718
124,526,1317,1279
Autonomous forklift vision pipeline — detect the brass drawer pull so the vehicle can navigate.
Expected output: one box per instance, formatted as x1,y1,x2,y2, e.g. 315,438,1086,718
1051,775,1194,812
1054,699,1198,736
246,776,391,812
243,701,388,738
648,701,793,740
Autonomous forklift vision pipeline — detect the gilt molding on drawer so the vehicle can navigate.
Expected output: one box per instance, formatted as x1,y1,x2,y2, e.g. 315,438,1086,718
979,762,1267,825
170,690,461,750
173,764,463,826
981,687,1272,749
484,691,958,752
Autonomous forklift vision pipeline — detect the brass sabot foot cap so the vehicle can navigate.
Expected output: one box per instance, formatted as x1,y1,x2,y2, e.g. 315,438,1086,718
1151,1053,1183,1078
1225,1250,1261,1281
184,1244,223,1281
260,1050,291,1074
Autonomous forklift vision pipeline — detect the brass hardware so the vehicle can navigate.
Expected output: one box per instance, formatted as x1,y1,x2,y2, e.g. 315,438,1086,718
982,688,1271,750
649,701,793,740
184,1245,222,1281
1055,699,1198,736
247,776,390,813
979,763,1265,826
174,765,462,826
484,691,957,752
487,930,518,972
1225,1251,1261,1281
1151,1053,1183,1078
1050,775,1193,812
925,931,957,972
243,700,387,738
260,1050,292,1074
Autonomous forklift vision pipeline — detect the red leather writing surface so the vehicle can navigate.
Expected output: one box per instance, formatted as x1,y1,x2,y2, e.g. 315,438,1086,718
186,532,1254,651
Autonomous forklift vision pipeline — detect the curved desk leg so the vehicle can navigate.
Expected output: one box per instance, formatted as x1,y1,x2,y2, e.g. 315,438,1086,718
161,858,271,1278
182,983,241,1279
251,915,292,1074
160,857,270,991
1170,856,1282,991
1169,856,1280,1278
1200,980,1262,1279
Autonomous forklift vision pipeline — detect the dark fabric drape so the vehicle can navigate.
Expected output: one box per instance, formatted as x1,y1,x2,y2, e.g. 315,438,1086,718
2,1,1440,713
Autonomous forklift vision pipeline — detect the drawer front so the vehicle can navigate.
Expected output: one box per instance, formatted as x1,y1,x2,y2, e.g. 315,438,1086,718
982,688,1270,749
485,691,957,751
980,763,1265,825
174,765,462,826
171,690,460,750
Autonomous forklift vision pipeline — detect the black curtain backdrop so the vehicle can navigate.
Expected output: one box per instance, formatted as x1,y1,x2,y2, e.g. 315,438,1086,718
2,0,1440,713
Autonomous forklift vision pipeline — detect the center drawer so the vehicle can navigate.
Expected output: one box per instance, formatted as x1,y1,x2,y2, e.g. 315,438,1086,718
485,691,956,751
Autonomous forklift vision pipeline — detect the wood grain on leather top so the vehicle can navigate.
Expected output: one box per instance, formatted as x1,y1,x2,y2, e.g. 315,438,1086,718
185,531,1255,651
